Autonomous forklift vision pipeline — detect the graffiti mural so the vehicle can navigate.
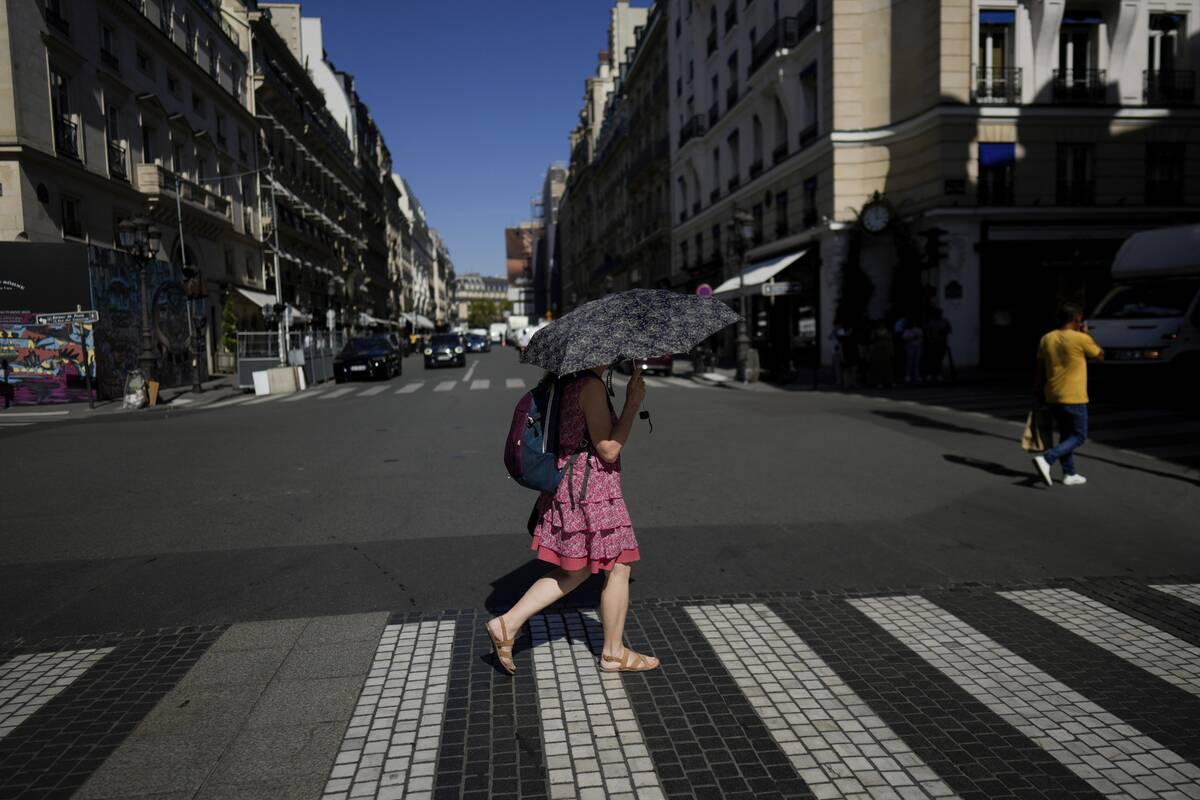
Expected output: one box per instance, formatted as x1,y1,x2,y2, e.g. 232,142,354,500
0,312,94,405
87,247,208,400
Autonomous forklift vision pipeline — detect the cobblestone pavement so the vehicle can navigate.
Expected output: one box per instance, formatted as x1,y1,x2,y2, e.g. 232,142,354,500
3,577,1199,800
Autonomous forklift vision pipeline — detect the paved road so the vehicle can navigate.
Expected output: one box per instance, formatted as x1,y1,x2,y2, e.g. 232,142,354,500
2,348,1198,798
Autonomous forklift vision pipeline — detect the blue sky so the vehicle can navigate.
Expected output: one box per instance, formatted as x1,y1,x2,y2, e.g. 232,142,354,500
297,0,650,278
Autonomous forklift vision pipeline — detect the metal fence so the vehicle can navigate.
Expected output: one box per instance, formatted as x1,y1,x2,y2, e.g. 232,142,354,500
235,331,347,389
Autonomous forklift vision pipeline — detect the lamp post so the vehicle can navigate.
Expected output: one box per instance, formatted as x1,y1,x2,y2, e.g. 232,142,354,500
117,217,163,380
730,210,755,383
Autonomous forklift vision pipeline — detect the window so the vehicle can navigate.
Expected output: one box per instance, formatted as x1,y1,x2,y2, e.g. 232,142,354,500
173,142,185,175
224,248,234,277
711,224,722,258
246,253,256,282
711,148,721,200
136,48,153,75
1147,15,1191,104
772,97,788,162
216,113,227,149
167,72,181,97
802,176,817,228
799,63,819,144
694,233,703,264
50,69,79,159
237,130,247,161
141,123,156,164
106,105,128,180
61,196,82,239
1145,142,1185,205
183,15,195,59
100,25,118,69
977,10,1018,103
197,157,209,189
1056,143,1094,204
1055,11,1104,101
677,176,688,220
206,39,217,79
727,130,741,189
750,114,764,176
978,143,1015,205
160,1,174,36
751,203,764,245
775,190,789,237
192,92,205,116
680,240,689,268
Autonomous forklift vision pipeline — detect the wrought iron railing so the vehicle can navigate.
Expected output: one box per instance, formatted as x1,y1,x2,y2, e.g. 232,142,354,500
1052,69,1107,103
679,114,706,147
54,115,79,159
974,67,1022,105
1144,69,1196,105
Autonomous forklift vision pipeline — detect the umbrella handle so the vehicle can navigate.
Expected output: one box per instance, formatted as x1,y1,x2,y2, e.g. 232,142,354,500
639,409,652,433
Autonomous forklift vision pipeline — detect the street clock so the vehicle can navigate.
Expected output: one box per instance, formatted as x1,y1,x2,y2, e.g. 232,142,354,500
860,193,893,234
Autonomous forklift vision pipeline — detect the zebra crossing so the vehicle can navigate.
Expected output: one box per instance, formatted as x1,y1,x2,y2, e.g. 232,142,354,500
846,384,1200,470
3,579,1200,799
0,409,72,431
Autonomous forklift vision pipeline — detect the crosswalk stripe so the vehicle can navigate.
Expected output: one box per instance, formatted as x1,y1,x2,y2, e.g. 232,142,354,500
0,422,34,427
359,385,390,397
170,397,195,406
530,611,665,799
505,378,525,389
433,381,456,392
243,393,286,405
324,620,455,799
395,382,425,394
1000,588,1200,697
1151,583,1200,608
469,380,490,391
279,387,328,402
641,377,668,388
0,410,70,417
850,594,1199,798
660,376,699,389
206,394,254,409
0,648,114,741
686,603,959,800
319,387,357,400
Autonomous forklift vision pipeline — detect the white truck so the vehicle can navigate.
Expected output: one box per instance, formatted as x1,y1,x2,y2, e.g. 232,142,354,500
488,322,508,343
506,315,529,345
1087,224,1200,377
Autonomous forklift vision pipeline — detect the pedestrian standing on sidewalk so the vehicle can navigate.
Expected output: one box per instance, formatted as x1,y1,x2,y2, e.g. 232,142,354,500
0,359,12,409
1032,302,1104,486
486,366,659,674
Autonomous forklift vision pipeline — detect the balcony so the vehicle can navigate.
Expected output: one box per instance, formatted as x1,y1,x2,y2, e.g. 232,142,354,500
726,82,739,110
710,188,721,204
708,102,719,128
728,175,741,192
798,121,818,148
707,29,717,56
1145,70,1196,105
108,141,129,181
46,7,69,35
1052,69,1107,104
974,67,1022,105
136,163,232,235
53,115,80,160
749,9,815,76
1056,179,1095,206
772,142,788,164
749,159,763,179
679,114,707,147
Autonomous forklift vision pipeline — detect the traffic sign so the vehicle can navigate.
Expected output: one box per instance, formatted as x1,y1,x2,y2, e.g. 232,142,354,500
761,282,799,297
696,284,713,298
35,310,99,325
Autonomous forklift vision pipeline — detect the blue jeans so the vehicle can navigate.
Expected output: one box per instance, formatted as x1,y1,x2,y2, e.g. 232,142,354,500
1043,403,1088,475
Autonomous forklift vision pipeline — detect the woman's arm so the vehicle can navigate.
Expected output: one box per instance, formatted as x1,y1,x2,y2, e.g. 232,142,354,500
581,370,645,464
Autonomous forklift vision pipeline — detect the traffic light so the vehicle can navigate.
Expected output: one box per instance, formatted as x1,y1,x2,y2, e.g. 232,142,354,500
923,228,948,265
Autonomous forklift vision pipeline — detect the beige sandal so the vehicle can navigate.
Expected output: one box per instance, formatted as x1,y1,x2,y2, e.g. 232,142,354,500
599,648,660,673
485,618,517,675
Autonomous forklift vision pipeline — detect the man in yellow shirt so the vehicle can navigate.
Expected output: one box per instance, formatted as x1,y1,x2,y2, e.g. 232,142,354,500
1032,302,1104,486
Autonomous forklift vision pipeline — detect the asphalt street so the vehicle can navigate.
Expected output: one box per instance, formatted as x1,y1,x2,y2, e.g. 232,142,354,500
2,348,1196,641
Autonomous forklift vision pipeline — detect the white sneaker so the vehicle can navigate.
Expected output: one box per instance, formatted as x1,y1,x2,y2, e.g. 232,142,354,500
1032,455,1053,486
1062,474,1088,486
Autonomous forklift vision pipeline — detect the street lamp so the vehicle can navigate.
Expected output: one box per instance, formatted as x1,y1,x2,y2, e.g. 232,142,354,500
117,217,163,380
730,210,755,383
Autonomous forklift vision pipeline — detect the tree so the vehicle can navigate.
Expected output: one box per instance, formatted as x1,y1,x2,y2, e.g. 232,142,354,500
221,293,238,352
467,299,511,329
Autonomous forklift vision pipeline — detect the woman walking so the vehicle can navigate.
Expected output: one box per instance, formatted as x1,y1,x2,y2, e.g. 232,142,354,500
486,365,659,674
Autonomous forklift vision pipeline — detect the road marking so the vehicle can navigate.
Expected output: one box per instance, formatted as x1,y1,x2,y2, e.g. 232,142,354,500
469,379,490,391
0,410,70,417
0,422,34,428
244,393,286,405
1151,583,1200,608
850,594,1199,798
661,376,700,389
433,381,456,393
319,387,357,400
324,620,455,799
531,610,665,799
641,377,668,388
279,387,329,402
1000,588,1200,697
396,382,425,394
686,603,959,800
206,394,254,409
0,648,114,741
461,361,478,383
171,397,195,406
505,378,525,389
359,385,390,397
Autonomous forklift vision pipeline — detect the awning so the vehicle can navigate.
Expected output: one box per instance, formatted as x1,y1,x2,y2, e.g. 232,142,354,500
359,313,400,329
713,249,809,298
235,288,311,324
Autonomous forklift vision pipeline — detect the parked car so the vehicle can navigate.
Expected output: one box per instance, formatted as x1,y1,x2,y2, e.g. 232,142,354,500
465,333,491,353
334,336,402,382
424,333,466,368
617,354,673,376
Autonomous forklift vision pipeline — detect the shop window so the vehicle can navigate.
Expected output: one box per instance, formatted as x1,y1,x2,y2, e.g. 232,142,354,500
1056,142,1094,204
61,195,82,239
1145,142,1185,205
978,143,1015,205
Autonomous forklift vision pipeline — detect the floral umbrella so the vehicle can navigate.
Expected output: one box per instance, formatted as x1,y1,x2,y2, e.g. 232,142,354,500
522,289,740,376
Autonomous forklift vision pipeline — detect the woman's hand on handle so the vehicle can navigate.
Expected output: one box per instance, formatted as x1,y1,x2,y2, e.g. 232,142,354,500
625,366,646,411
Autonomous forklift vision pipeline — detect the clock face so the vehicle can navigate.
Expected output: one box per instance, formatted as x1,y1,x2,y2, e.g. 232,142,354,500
861,202,891,233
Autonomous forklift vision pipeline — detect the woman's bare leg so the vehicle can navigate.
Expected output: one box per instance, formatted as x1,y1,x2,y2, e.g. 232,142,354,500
490,567,589,640
599,564,658,669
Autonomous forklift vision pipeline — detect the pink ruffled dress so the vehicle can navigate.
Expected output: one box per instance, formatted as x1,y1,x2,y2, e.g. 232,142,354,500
530,376,640,573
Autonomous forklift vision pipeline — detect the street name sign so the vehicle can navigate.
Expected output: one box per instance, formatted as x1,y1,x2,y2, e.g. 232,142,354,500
761,282,798,297
35,310,99,325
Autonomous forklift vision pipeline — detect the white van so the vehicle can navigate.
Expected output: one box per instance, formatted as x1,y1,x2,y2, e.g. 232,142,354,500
488,322,507,343
1087,224,1200,375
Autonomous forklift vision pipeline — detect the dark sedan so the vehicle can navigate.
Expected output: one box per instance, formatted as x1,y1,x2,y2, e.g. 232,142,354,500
334,336,402,382
465,333,491,353
424,333,466,368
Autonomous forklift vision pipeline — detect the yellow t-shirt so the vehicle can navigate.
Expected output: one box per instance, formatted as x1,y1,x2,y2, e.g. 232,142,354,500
1038,329,1103,404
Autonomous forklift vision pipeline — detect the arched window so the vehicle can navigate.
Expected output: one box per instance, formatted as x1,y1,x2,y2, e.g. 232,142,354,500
773,96,788,158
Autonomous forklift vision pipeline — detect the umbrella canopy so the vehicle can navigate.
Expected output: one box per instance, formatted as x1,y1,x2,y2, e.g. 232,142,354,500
522,289,740,375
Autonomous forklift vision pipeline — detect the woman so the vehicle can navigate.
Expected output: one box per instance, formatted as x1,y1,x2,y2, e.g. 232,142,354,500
486,364,658,674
